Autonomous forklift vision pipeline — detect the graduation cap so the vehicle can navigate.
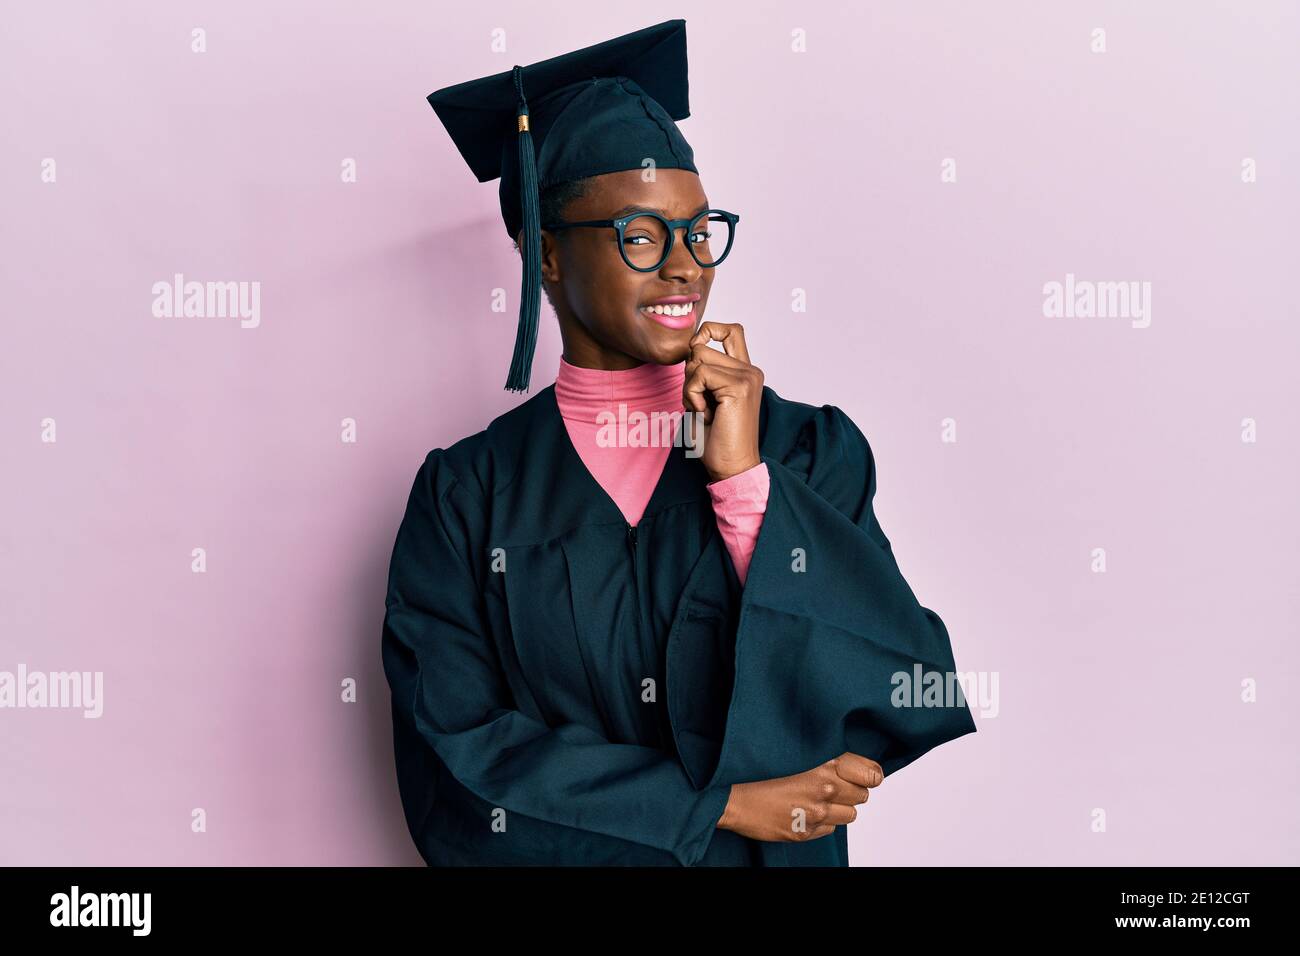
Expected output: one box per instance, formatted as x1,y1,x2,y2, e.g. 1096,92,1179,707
427,19,698,392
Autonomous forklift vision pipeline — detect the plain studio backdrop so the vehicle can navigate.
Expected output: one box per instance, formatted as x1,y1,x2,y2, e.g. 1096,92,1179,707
0,1,1296,865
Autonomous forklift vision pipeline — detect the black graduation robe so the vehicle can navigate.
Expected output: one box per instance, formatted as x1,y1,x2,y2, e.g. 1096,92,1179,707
380,382,977,866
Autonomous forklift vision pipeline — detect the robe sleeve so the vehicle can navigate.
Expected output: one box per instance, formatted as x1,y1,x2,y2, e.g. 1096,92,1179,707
382,450,733,866
705,404,978,789
706,461,770,586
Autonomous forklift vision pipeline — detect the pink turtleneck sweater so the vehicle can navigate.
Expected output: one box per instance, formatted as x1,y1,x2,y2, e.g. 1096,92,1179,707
555,356,770,585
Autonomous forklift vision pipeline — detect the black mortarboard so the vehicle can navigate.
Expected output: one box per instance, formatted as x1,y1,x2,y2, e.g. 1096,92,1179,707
427,19,697,392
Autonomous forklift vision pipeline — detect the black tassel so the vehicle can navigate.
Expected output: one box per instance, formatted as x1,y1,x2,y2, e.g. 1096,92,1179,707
505,65,542,393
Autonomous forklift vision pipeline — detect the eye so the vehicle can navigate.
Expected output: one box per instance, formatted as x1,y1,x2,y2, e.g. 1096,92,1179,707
624,234,658,245
689,230,711,244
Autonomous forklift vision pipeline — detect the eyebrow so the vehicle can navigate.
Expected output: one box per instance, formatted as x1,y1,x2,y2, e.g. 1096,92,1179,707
610,203,710,219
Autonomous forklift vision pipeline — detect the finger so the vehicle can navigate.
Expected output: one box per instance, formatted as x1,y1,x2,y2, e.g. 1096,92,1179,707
689,322,750,365
832,752,885,788
681,365,712,414
683,362,750,412
820,802,860,826
686,342,752,373
689,321,750,365
683,361,750,395
828,779,871,806
683,353,760,402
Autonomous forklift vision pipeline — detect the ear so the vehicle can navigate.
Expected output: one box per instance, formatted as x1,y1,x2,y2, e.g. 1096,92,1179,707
539,228,562,284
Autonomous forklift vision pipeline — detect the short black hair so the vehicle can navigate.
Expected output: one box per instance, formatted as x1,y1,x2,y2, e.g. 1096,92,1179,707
540,177,592,232
517,177,593,308
513,177,592,248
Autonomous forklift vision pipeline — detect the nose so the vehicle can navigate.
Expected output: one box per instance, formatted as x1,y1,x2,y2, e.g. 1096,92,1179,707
659,224,702,282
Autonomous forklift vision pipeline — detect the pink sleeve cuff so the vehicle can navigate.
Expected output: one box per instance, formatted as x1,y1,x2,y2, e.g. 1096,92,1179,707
706,462,770,586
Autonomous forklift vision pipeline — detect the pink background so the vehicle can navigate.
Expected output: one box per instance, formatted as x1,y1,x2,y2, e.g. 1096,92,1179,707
1,1,1296,865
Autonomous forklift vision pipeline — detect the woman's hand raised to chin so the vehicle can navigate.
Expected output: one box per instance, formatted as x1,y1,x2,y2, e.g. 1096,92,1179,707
683,322,764,483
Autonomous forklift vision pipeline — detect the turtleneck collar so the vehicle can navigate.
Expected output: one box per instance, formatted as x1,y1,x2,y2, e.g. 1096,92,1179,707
555,356,686,424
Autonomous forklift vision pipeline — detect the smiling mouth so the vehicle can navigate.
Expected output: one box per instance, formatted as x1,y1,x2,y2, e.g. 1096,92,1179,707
639,300,696,329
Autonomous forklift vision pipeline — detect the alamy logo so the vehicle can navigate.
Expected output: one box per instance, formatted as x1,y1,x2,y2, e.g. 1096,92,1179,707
1042,273,1151,328
891,664,999,718
0,664,103,718
595,404,706,458
50,885,151,936
151,273,261,328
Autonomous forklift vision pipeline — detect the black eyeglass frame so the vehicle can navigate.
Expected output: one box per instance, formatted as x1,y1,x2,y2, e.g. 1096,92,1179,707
541,209,740,272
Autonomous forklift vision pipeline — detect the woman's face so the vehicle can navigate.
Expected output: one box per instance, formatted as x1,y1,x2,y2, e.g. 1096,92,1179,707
539,168,715,369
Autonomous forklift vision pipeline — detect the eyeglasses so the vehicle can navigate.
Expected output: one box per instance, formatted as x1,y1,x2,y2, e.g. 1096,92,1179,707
542,208,740,272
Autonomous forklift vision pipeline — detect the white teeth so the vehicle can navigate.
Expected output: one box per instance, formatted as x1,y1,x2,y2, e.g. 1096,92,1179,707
641,301,695,317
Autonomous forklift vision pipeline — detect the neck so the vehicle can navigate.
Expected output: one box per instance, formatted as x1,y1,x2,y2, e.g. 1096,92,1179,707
554,356,686,424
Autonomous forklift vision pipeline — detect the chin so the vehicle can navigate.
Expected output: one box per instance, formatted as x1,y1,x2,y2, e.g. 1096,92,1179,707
644,334,694,365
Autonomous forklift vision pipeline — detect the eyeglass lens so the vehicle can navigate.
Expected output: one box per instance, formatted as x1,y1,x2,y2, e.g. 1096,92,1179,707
620,211,733,269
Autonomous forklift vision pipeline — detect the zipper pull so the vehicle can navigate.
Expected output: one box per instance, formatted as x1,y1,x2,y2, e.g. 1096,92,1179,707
626,524,637,545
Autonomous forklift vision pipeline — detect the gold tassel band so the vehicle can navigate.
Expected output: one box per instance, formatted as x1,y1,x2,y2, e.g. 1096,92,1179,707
517,114,529,132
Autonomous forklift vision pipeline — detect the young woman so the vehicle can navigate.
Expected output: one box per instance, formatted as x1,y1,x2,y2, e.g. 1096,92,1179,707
381,20,976,866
